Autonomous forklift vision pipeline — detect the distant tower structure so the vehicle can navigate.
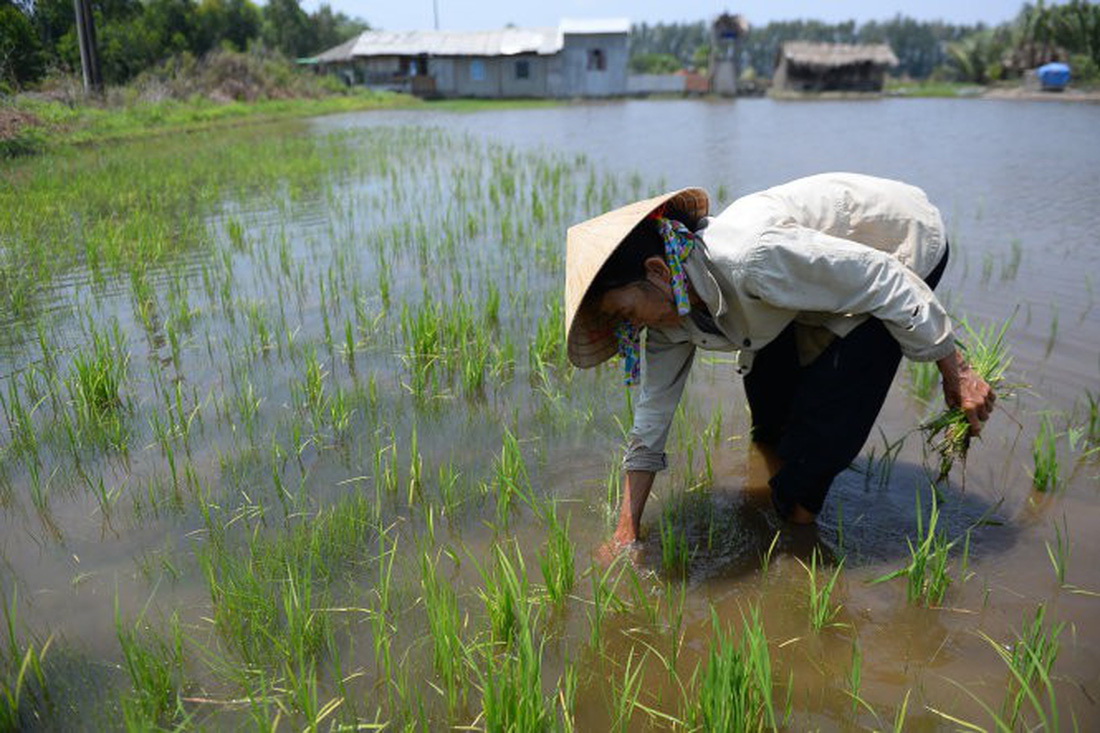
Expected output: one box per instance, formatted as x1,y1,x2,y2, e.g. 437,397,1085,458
709,13,749,96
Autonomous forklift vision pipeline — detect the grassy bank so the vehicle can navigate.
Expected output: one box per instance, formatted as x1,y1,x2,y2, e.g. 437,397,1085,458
884,79,986,98
1,90,417,158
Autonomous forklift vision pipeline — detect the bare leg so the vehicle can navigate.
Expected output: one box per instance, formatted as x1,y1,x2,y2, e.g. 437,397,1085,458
596,470,656,566
612,470,656,544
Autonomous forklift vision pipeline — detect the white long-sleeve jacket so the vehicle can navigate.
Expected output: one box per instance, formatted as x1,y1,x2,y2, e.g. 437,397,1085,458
624,172,955,472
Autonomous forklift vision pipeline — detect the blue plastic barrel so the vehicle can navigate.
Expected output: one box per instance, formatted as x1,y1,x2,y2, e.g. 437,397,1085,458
1037,62,1071,90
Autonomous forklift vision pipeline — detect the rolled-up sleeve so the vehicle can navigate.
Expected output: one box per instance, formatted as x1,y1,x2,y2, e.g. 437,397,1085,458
746,226,955,362
623,329,695,472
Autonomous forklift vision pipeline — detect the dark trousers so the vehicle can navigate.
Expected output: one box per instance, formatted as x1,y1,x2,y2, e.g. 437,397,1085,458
744,247,949,517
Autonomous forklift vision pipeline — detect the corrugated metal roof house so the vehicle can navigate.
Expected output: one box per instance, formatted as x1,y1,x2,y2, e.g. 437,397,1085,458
315,19,630,98
773,42,899,93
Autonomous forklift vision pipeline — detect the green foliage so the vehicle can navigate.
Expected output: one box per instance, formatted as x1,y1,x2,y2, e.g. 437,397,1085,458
947,28,1015,83
14,0,369,87
0,4,44,87
629,52,683,74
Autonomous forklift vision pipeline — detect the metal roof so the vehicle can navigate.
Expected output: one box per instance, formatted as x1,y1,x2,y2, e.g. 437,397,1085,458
316,20,630,62
559,18,631,34
780,42,899,69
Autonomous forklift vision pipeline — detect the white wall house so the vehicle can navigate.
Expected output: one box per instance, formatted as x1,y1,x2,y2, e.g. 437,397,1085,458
313,19,630,98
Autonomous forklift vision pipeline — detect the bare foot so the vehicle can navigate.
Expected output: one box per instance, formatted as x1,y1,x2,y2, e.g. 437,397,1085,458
787,502,817,525
594,536,641,567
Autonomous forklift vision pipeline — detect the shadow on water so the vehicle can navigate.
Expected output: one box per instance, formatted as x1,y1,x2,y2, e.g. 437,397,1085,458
632,457,1019,584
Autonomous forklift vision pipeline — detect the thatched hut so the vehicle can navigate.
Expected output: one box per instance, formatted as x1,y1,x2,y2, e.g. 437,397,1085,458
773,42,898,93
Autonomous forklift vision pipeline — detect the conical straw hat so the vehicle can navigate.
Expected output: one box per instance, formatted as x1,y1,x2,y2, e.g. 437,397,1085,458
565,188,709,369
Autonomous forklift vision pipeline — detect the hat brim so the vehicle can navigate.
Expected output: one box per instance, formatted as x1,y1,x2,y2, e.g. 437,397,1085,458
565,188,709,369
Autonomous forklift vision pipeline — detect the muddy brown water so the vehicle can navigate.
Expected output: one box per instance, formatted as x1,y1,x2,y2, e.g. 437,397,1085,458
2,97,1099,729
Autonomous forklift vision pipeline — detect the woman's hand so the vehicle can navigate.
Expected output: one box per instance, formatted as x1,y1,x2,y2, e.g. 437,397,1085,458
937,348,996,436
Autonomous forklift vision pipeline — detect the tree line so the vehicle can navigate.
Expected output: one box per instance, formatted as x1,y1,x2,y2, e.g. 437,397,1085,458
630,2,1099,82
4,0,1098,92
2,0,368,89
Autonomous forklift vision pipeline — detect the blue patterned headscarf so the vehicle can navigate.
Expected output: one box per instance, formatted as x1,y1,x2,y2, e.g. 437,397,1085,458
616,212,699,386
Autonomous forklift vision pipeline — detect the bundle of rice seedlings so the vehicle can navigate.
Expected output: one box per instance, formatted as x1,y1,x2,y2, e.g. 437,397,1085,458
922,317,1013,482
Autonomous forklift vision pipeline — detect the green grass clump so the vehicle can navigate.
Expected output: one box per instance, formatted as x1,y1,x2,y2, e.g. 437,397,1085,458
688,606,779,732
922,317,1012,481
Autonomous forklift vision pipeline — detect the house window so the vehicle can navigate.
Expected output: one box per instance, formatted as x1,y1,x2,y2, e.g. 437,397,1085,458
470,59,486,81
587,49,606,71
515,60,530,79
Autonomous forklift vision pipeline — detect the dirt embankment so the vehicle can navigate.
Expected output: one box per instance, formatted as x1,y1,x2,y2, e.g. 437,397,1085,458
981,86,1100,102
0,107,41,142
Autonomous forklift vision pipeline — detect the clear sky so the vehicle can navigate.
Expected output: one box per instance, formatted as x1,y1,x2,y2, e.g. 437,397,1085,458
299,1,1034,32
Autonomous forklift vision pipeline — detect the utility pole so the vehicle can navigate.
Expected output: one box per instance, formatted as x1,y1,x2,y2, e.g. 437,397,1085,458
72,0,103,94
433,0,439,30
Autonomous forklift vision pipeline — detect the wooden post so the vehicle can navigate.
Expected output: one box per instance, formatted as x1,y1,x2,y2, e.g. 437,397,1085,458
72,0,103,94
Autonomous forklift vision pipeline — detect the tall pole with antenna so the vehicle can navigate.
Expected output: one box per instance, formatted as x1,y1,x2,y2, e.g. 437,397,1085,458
433,0,439,30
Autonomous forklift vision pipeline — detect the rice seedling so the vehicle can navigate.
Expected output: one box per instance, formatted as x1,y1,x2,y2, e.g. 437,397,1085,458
557,663,578,733
1000,239,1022,281
980,252,994,283
67,322,129,435
846,639,867,718
906,358,940,403
870,488,959,606
476,542,532,647
1044,306,1059,359
609,647,648,732
115,607,186,729
797,548,845,631
759,531,781,578
419,549,467,715
1084,390,1099,446
922,316,1013,481
1044,514,1070,585
537,502,576,606
687,606,778,732
491,428,533,527
587,559,627,654
1,589,52,732
475,603,553,732
659,495,692,576
977,604,1064,730
365,526,399,691
891,690,911,732
1032,415,1060,492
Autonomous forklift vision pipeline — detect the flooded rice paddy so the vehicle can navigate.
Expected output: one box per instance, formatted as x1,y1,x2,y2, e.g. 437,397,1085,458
1,97,1099,730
